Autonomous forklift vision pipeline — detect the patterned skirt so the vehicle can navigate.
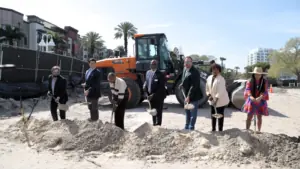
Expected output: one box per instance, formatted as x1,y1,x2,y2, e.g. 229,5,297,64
242,98,269,116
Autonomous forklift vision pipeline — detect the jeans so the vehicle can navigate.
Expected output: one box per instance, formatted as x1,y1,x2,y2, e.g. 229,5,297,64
184,101,200,130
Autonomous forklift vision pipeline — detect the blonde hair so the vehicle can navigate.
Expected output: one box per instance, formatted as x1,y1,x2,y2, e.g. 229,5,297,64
51,66,61,72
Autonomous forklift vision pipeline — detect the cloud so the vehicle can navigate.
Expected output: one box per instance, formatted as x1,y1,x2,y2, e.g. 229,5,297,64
145,23,173,29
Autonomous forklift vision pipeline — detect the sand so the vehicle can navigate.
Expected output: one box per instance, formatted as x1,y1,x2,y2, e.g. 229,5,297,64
0,88,300,169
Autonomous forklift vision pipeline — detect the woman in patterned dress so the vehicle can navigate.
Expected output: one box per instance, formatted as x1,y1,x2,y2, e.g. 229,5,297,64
242,67,269,133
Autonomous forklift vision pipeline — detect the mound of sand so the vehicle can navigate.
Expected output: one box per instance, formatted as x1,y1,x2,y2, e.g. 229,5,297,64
3,119,300,168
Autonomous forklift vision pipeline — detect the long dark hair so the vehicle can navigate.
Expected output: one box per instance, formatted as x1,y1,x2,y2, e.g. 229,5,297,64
250,74,265,98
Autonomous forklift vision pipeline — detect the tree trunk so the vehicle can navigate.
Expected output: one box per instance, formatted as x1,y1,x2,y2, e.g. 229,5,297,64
124,33,128,56
91,44,95,58
297,73,300,83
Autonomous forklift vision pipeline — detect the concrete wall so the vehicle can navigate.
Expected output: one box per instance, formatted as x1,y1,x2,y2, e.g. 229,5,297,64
29,22,44,51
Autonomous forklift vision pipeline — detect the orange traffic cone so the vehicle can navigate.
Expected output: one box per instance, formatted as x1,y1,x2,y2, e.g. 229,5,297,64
269,84,273,93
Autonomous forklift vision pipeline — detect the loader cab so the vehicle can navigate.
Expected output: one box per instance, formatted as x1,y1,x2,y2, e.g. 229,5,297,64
134,33,174,73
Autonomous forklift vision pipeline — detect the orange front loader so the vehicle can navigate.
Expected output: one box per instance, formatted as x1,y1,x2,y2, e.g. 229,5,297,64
96,33,210,108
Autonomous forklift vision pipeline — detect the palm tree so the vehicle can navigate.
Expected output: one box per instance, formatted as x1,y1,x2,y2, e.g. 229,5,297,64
0,25,24,45
234,66,240,75
114,22,138,56
81,32,105,57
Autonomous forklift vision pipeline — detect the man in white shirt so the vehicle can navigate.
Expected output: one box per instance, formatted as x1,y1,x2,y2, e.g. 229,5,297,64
108,72,128,130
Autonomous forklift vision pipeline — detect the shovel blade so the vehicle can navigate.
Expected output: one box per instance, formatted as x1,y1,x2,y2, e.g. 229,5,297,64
212,114,223,119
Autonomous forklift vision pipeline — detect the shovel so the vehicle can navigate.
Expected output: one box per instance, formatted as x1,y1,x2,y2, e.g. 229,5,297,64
146,99,157,116
253,113,257,133
181,89,195,110
212,103,224,119
111,103,117,123
81,87,92,105
27,98,40,121
80,96,92,105
51,96,69,111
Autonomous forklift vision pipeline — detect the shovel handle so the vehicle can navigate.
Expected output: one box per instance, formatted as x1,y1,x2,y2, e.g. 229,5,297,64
146,99,152,110
181,89,187,99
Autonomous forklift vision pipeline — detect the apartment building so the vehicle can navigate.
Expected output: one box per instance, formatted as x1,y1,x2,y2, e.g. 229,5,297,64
247,48,274,66
0,7,29,48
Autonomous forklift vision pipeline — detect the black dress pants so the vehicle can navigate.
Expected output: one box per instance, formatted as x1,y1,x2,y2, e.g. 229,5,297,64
211,105,225,131
150,99,164,126
50,99,66,121
114,97,128,130
87,97,99,121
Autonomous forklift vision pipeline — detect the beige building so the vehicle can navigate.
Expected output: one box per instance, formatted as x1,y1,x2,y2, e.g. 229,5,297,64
0,7,29,48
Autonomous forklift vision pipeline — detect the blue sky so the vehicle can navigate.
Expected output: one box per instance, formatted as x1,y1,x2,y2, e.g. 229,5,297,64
1,0,300,68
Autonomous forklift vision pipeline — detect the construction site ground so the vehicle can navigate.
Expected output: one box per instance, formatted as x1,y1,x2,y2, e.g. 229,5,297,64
0,87,299,169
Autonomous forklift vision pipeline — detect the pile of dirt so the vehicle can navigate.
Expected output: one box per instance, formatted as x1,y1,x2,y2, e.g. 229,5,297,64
5,118,126,153
3,119,300,168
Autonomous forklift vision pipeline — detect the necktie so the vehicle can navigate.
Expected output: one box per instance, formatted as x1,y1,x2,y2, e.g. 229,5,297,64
182,69,186,81
148,71,154,93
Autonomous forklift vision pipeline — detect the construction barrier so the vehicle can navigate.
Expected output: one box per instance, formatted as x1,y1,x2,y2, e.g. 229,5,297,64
0,45,89,99
0,45,89,83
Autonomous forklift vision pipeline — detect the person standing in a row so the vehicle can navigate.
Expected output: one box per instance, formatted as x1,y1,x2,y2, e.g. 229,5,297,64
84,58,101,121
180,56,202,130
143,60,166,126
206,64,229,132
48,66,68,121
242,67,269,133
108,72,128,130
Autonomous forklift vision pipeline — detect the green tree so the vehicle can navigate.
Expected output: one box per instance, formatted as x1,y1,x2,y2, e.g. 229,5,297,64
114,22,138,56
0,25,24,45
268,37,300,81
81,32,105,57
244,62,270,78
48,32,68,54
114,45,126,57
234,66,240,76
106,49,114,57
189,54,201,61
188,54,216,62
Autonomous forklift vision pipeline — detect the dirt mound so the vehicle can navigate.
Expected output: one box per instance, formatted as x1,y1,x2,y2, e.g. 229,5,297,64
5,118,126,153
3,119,300,168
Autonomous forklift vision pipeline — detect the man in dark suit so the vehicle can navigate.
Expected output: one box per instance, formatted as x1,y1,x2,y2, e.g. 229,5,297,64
84,58,101,121
180,56,203,130
143,60,166,126
47,66,68,121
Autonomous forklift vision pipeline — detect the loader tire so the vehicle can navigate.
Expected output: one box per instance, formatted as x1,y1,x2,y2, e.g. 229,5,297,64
175,78,208,108
123,78,141,109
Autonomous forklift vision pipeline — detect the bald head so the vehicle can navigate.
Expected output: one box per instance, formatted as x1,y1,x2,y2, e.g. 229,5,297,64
108,72,116,83
150,60,158,71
